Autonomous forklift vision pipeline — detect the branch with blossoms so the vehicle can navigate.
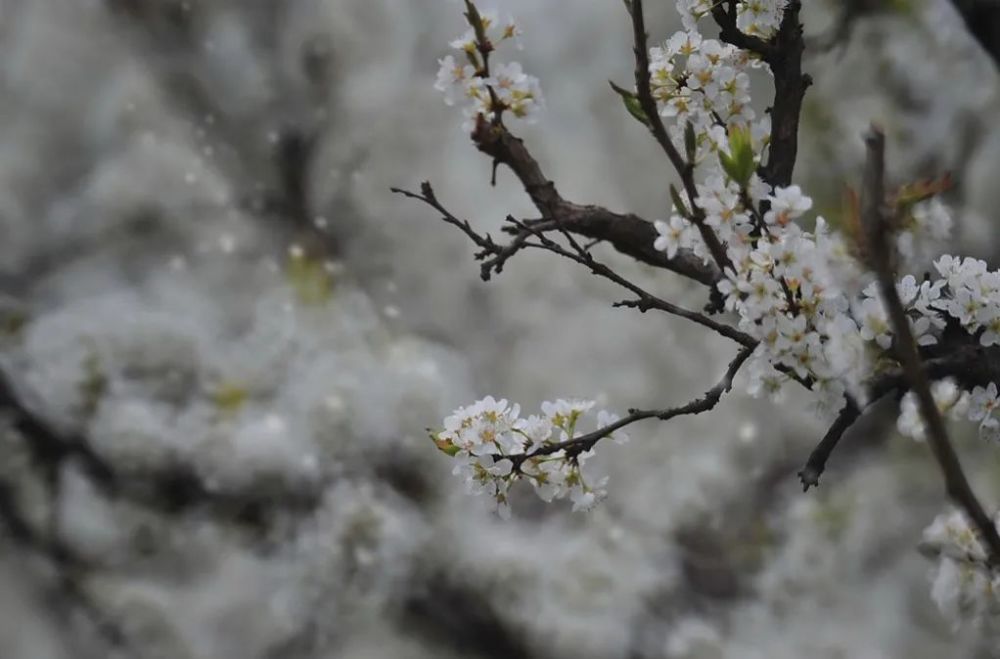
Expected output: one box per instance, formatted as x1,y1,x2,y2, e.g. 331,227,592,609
400,1,1000,624
428,346,753,518
464,86,724,288
860,126,1000,564
400,0,832,519
430,2,724,289
629,0,732,273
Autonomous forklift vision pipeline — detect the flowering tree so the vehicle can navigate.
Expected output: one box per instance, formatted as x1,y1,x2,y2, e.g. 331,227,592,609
397,0,1000,630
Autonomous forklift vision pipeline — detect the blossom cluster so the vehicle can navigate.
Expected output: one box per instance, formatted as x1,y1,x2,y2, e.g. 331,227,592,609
648,29,770,165
643,13,971,420
644,4,1000,628
897,380,1000,443
820,251,1000,430
921,509,1000,629
656,138,995,426
434,10,542,131
644,28,972,424
432,396,626,518
676,0,787,38
934,254,1000,344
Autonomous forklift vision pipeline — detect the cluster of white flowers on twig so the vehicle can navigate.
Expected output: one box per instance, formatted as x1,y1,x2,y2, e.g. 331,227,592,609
898,378,1000,444
432,396,625,518
647,30,767,160
434,6,542,132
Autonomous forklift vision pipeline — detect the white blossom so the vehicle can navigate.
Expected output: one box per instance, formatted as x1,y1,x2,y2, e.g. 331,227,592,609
433,397,624,516
921,510,1000,628
764,185,812,226
435,13,543,128
654,215,695,259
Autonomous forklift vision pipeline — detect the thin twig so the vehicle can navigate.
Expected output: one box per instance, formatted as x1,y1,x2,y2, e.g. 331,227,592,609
797,398,862,490
391,182,753,346
862,125,1000,566
391,183,500,258
510,345,754,468
507,217,756,347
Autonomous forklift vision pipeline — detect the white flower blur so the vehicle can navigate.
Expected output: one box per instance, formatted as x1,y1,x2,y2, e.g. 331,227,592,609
896,379,968,442
921,510,1000,628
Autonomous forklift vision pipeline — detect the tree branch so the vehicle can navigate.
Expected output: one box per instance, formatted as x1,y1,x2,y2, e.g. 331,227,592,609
799,337,1000,490
708,1,811,188
506,217,756,347
510,345,754,468
710,2,775,57
391,183,752,345
759,1,811,187
861,125,1000,566
511,211,820,391
468,121,721,286
797,398,862,490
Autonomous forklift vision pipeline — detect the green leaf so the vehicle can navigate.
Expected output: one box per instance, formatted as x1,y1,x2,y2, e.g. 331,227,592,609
609,81,649,127
684,121,697,162
464,0,484,36
719,124,755,186
430,431,462,456
669,184,690,219
718,151,740,184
